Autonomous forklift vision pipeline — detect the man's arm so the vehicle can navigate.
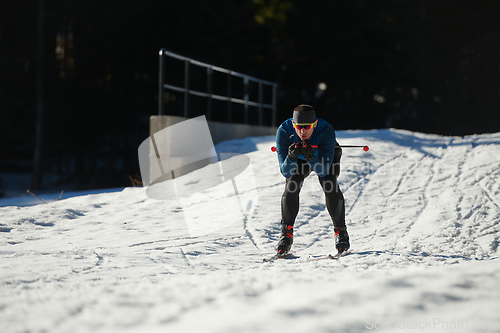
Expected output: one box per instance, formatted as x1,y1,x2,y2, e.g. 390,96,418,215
276,126,297,178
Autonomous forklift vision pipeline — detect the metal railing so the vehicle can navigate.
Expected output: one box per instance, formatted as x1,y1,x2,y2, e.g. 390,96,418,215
158,48,278,126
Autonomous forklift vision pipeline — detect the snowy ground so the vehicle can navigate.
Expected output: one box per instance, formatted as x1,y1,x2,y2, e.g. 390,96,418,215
1,129,500,333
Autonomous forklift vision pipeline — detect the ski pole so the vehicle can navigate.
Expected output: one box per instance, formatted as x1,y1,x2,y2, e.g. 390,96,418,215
271,145,369,152
337,145,370,151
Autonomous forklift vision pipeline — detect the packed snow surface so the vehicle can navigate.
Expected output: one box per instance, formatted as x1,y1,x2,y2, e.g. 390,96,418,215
1,129,500,332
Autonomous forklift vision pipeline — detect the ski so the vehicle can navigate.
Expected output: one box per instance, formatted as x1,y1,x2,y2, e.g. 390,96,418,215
301,254,331,262
299,249,353,262
263,250,352,263
262,251,296,262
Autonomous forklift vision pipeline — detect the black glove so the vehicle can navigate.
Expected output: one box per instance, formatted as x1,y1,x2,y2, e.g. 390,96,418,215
333,146,342,177
301,141,315,162
288,142,301,162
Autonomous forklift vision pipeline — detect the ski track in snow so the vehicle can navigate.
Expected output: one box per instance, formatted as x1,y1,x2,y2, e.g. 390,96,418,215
1,129,500,333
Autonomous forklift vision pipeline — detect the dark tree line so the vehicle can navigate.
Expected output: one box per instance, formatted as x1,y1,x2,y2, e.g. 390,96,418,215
1,0,500,192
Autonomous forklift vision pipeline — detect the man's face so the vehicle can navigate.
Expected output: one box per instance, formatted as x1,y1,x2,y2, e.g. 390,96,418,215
294,120,318,141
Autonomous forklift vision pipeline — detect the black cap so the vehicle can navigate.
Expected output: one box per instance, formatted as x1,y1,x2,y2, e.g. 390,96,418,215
293,104,316,123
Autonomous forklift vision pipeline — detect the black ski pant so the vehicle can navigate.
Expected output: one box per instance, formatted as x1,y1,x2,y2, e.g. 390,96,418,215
281,159,346,230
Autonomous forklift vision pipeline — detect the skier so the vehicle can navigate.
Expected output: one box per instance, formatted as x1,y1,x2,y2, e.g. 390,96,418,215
275,104,349,255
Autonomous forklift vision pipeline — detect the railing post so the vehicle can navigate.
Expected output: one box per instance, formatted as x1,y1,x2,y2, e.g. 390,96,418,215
158,48,165,115
244,77,249,124
207,66,212,120
184,60,190,118
226,73,232,122
258,82,263,126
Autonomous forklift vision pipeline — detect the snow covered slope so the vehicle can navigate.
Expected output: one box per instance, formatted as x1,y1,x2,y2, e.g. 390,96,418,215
1,129,499,333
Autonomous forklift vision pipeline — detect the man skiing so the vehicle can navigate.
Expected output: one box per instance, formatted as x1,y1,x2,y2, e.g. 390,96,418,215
275,104,349,255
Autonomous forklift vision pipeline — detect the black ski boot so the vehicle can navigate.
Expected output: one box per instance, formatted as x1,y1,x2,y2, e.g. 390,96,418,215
334,226,350,251
276,223,293,254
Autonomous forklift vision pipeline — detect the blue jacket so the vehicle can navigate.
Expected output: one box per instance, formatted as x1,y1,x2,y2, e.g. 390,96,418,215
276,118,338,178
